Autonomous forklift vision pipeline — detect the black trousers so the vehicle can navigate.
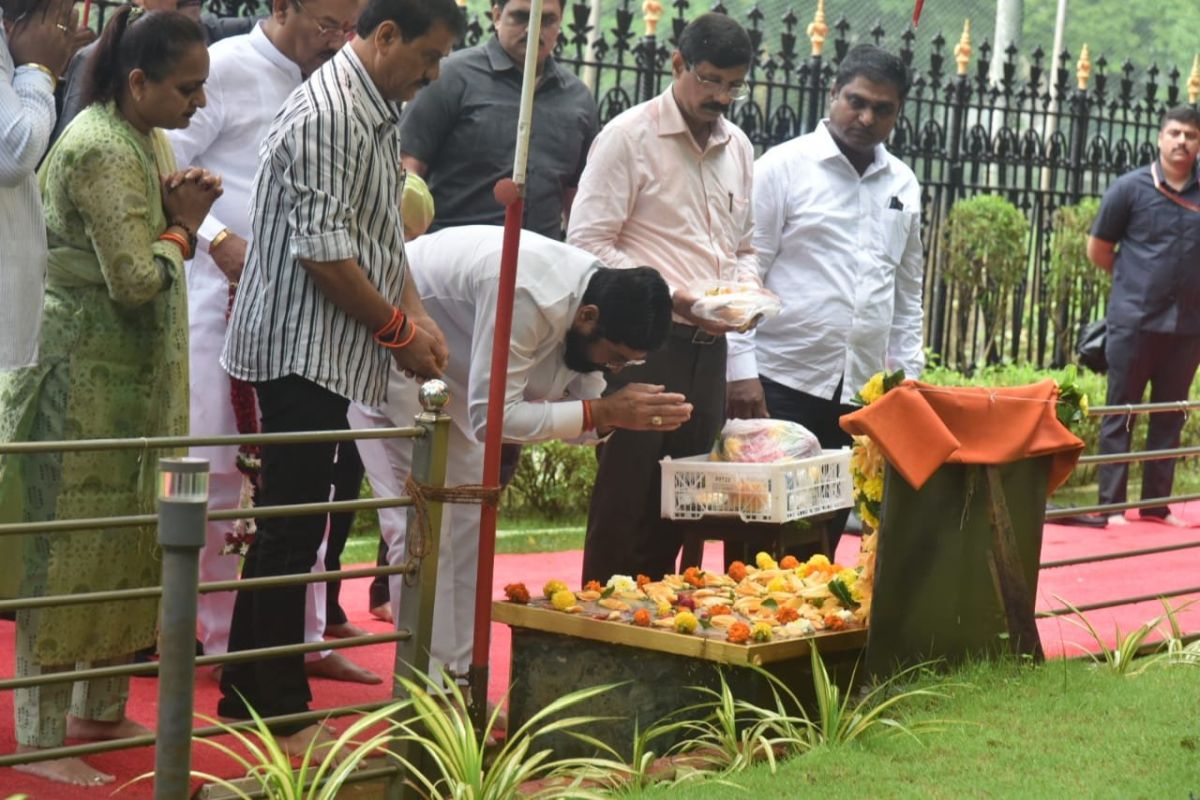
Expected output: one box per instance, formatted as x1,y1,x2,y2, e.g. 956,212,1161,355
1098,325,1200,517
582,326,726,584
760,376,855,558
323,438,365,627
218,374,350,728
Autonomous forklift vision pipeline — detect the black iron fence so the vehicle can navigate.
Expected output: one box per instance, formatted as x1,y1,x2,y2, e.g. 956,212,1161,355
85,0,1200,368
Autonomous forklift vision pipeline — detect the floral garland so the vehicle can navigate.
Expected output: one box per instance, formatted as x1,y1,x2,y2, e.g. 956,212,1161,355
848,369,905,533
220,283,262,557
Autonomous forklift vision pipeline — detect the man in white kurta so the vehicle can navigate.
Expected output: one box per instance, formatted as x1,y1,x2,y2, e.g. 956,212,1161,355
166,4,376,683
350,225,687,677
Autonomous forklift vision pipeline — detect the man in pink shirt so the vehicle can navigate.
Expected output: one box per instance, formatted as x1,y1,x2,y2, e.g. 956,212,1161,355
569,12,758,583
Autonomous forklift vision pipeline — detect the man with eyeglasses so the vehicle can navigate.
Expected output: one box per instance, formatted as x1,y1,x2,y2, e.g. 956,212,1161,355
1086,105,1200,529
397,0,597,240
348,224,689,685
725,44,926,560
568,12,759,584
165,0,378,691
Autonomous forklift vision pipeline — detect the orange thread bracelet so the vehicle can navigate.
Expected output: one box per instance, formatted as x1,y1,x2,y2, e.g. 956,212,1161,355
582,399,594,431
373,307,409,346
159,231,190,260
391,320,419,349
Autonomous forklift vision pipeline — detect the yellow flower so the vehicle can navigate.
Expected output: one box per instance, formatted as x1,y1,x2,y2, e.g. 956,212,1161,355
860,505,880,531
755,551,778,570
836,568,858,586
550,589,577,610
863,474,884,502
656,600,673,617
674,611,699,634
767,576,787,593
1080,393,1089,415
751,622,773,642
543,579,568,599
806,554,831,569
859,373,885,405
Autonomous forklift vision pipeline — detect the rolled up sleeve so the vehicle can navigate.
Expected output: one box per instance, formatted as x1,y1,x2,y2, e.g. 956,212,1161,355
278,110,358,262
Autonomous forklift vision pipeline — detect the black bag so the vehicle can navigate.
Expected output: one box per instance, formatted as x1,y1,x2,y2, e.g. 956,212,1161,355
1076,318,1108,374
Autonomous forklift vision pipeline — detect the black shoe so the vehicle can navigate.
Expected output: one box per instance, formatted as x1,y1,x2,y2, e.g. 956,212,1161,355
1046,504,1108,528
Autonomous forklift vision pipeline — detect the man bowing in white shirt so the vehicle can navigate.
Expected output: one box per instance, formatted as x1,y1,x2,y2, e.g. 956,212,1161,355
726,44,925,558
166,0,381,685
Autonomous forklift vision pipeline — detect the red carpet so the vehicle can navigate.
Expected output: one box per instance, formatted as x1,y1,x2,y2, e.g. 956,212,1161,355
2,503,1198,798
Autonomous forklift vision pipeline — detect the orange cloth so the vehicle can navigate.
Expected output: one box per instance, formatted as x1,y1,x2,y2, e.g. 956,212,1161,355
839,379,1085,493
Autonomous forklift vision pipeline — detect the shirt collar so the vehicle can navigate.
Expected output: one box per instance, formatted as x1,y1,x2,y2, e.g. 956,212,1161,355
814,119,890,177
337,45,401,130
655,85,732,149
249,21,303,83
484,36,563,86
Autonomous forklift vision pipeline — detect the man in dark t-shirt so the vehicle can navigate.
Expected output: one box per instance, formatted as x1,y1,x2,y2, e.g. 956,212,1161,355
397,0,598,240
1087,105,1200,528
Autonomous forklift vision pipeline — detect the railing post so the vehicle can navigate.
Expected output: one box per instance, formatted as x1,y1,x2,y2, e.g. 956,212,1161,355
153,457,209,800
1067,45,1092,203
804,0,828,133
388,381,451,800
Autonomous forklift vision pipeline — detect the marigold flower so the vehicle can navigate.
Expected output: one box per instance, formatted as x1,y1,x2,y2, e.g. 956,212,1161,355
806,554,831,569
543,579,568,599
824,613,846,631
674,611,699,634
751,622,773,642
656,601,673,618
767,576,787,593
726,622,751,643
755,551,777,570
728,561,748,582
503,583,531,604
636,574,652,589
583,580,602,592
683,566,705,588
776,606,800,624
863,474,884,502
836,568,858,586
709,604,732,617
607,574,637,593
859,372,885,405
779,555,800,570
550,589,577,610
632,608,652,627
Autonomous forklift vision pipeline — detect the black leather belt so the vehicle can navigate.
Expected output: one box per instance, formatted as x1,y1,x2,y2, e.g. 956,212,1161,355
670,323,721,345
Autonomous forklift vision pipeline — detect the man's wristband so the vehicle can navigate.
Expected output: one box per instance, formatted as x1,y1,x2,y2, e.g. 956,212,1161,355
18,63,57,92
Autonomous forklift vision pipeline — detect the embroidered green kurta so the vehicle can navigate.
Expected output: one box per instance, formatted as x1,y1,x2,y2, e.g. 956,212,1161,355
0,103,189,665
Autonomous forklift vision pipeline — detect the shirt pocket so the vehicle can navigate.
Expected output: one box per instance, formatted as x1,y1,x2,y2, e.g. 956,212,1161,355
875,206,916,265
717,193,751,255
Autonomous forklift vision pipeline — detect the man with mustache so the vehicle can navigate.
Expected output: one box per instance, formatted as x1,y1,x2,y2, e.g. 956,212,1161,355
1087,105,1200,529
725,44,925,558
166,0,380,686
397,0,597,240
568,13,759,584
349,224,689,682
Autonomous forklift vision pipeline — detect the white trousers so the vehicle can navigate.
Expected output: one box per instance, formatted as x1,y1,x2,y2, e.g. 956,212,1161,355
349,397,484,677
196,469,330,661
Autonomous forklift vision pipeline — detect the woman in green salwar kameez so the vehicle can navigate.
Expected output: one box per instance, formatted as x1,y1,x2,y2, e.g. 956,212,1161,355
0,7,222,786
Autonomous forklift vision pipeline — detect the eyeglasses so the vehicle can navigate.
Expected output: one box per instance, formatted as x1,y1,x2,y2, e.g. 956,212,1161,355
688,65,750,101
604,357,646,372
292,0,356,41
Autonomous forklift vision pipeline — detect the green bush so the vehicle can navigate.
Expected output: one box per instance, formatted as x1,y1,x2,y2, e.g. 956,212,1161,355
922,362,1200,488
503,439,598,520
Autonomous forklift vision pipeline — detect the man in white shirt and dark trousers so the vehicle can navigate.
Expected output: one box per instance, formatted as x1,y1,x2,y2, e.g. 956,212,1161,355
167,0,381,686
726,45,925,558
350,225,690,680
218,0,461,755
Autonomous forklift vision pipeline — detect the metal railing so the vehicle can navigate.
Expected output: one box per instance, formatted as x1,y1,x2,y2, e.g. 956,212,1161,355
1037,398,1200,622
0,383,453,799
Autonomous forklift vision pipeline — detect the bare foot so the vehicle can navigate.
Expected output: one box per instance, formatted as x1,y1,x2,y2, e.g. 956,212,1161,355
66,715,152,741
324,621,369,639
1141,513,1193,528
1107,513,1130,526
305,651,382,685
13,749,114,786
276,723,341,762
369,603,393,623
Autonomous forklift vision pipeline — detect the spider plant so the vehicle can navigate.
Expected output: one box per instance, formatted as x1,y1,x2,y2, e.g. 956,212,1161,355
668,671,788,774
566,713,710,794
802,642,954,747
1056,595,1176,675
385,668,625,800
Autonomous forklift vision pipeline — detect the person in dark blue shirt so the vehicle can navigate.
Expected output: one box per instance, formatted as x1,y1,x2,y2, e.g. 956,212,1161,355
1087,105,1200,528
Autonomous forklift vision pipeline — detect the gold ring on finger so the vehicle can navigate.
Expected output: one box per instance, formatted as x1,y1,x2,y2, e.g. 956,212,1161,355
57,23,69,32
651,415,663,427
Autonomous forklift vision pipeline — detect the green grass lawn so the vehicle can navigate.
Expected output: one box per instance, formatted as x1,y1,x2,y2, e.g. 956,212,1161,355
636,659,1200,799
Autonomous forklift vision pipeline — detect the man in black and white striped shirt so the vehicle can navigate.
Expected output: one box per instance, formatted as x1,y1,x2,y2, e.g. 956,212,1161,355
218,0,463,753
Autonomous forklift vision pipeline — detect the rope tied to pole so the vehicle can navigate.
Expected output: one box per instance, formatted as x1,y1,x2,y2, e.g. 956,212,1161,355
403,474,502,585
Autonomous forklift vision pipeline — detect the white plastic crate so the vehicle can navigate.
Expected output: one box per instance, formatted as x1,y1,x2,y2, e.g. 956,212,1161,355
660,448,853,523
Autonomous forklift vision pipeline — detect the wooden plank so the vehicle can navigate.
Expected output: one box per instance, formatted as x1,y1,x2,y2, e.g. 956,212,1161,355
984,465,1045,661
492,601,866,666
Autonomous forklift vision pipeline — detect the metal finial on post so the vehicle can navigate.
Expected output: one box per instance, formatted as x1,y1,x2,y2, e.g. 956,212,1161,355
1076,44,1092,91
419,379,450,414
642,0,662,36
1188,54,1200,104
454,0,466,8
954,19,972,76
806,0,828,57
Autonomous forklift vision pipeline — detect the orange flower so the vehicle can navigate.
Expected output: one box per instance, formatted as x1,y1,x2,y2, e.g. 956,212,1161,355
824,613,846,631
632,608,651,627
726,621,751,644
503,583,530,604
776,606,800,624
683,566,705,588
709,604,733,617
728,561,748,582
779,555,800,570
583,580,603,592
636,574,651,589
